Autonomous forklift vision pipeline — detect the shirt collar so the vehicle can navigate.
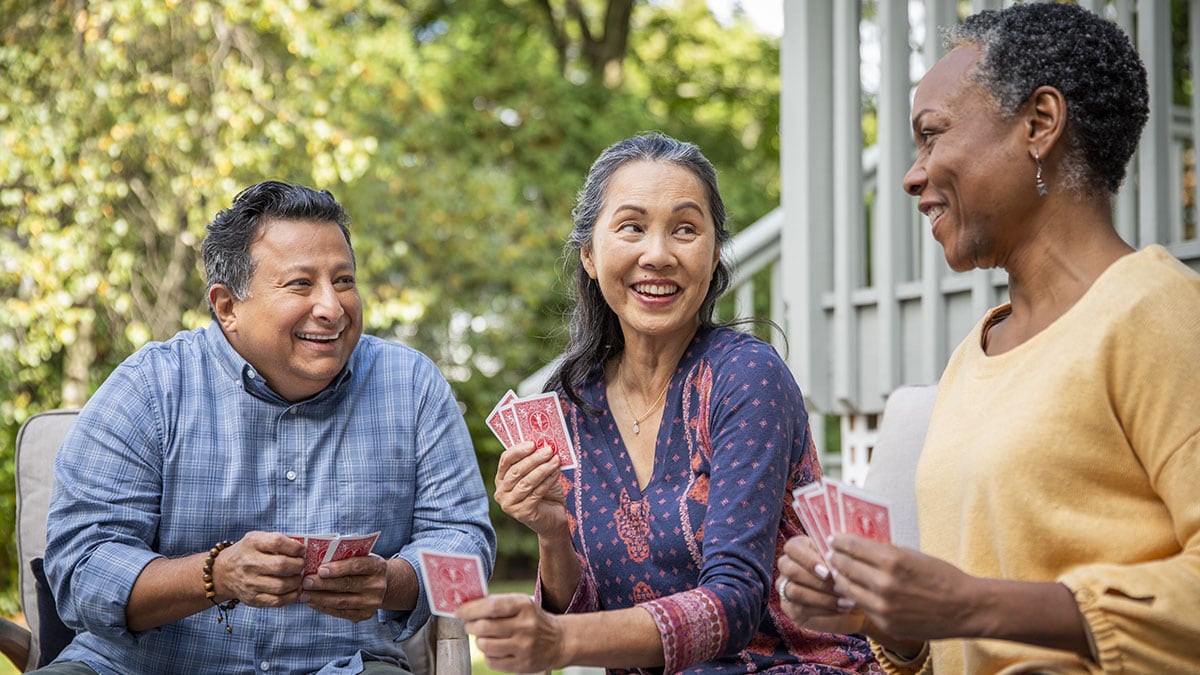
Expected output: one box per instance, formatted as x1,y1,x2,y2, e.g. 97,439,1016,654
202,322,355,406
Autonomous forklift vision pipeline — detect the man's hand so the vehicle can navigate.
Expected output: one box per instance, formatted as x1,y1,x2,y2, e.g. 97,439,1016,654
299,553,389,622
216,531,306,607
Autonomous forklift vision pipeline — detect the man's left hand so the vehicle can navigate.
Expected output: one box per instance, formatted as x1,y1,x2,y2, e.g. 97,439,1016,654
299,553,388,622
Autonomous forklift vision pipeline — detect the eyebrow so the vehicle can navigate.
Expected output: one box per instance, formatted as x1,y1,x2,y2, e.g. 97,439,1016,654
911,109,932,133
276,261,356,276
611,201,705,214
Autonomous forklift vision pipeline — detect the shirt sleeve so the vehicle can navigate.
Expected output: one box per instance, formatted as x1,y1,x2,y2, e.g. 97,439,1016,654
45,361,167,642
636,339,808,671
392,355,498,639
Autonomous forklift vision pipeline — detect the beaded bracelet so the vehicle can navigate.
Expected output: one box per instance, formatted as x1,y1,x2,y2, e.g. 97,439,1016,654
202,540,239,634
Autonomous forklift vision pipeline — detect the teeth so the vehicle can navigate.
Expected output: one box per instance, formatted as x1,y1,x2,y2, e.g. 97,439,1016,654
298,330,341,341
633,283,678,296
926,206,945,221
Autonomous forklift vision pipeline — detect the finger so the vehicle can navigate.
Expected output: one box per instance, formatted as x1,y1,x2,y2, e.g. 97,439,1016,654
499,446,558,491
495,443,540,479
777,549,834,592
457,593,532,622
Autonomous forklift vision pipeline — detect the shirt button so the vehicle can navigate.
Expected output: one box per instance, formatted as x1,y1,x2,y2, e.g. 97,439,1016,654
247,370,257,380
290,408,299,415
259,661,270,671
285,470,297,481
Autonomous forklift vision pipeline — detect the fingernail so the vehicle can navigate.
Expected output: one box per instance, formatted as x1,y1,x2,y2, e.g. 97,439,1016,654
302,577,314,589
837,598,856,612
299,592,311,603
814,563,830,580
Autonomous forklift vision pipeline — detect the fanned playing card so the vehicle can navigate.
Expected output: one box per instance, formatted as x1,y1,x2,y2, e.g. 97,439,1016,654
325,531,381,563
790,477,894,556
511,392,577,470
417,549,488,617
285,533,338,575
486,390,518,448
837,483,894,544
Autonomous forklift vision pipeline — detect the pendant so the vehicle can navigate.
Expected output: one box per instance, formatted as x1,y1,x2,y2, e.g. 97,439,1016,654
632,421,641,434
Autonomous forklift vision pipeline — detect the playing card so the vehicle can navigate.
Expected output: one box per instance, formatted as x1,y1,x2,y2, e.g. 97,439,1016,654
300,534,337,575
511,392,576,470
325,531,381,563
486,404,513,448
498,403,522,445
824,479,844,534
417,549,488,617
838,483,894,544
791,484,832,558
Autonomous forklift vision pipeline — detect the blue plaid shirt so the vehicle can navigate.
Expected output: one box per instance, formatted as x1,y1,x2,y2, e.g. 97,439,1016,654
46,323,496,675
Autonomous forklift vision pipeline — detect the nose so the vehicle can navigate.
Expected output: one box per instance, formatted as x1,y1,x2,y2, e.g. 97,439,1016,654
639,230,676,269
903,158,925,196
312,282,345,323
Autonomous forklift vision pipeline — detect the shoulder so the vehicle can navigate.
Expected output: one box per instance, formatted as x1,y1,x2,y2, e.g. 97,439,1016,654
106,327,211,388
350,335,449,385
694,326,788,372
1100,247,1200,329
688,326,799,395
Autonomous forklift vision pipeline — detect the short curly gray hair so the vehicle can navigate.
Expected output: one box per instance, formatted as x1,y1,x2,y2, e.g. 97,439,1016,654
948,2,1148,196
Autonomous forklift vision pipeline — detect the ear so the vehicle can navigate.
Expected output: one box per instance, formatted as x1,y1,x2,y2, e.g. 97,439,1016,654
1025,85,1067,160
580,244,598,280
209,285,239,333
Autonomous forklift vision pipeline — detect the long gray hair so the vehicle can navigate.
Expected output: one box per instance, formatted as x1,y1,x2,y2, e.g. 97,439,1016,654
551,132,732,410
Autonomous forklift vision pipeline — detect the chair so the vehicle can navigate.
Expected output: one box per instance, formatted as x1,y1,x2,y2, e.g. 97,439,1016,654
2,409,470,674
861,384,938,550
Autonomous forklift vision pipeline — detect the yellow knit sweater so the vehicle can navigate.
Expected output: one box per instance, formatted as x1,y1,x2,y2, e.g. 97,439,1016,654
884,246,1200,674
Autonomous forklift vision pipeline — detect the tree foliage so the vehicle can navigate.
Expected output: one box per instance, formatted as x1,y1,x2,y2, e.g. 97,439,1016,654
0,0,780,603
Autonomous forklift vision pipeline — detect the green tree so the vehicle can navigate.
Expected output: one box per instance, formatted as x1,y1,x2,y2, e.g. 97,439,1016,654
1,0,781,602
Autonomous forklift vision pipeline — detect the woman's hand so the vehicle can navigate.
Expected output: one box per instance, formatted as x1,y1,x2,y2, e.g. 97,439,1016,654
777,534,867,635
493,442,569,538
825,535,979,643
458,593,567,673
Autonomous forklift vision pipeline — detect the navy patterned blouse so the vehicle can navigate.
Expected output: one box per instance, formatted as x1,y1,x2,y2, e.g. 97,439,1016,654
551,326,880,674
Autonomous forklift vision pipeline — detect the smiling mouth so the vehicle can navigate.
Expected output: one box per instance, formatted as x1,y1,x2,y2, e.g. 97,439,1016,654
925,205,946,222
297,329,343,342
632,283,680,297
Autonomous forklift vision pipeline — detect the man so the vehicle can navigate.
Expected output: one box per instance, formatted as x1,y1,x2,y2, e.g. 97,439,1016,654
42,181,496,674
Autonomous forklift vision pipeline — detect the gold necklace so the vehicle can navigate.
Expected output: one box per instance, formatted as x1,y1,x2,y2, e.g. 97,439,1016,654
621,372,671,435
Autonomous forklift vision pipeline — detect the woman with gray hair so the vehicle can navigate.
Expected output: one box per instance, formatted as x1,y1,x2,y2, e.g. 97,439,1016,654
459,133,880,673
778,4,1200,673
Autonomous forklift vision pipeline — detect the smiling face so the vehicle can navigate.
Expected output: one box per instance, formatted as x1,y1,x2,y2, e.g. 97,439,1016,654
903,47,1033,272
210,218,363,401
581,160,721,346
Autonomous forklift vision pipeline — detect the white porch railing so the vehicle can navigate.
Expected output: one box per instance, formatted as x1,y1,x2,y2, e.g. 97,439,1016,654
522,0,1200,482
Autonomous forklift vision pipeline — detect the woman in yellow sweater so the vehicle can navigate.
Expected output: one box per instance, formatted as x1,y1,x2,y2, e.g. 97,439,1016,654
777,3,1200,673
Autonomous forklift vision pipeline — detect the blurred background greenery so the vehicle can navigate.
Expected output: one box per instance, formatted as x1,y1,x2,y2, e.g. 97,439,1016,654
0,0,782,616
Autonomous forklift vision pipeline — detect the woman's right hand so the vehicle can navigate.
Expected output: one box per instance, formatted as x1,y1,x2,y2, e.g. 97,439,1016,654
777,534,867,635
494,441,569,538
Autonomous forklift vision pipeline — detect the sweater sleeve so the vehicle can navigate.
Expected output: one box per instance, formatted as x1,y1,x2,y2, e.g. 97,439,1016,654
1057,254,1200,673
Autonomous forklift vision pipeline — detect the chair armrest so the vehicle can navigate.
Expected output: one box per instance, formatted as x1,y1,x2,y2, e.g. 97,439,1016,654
0,616,31,672
434,616,470,675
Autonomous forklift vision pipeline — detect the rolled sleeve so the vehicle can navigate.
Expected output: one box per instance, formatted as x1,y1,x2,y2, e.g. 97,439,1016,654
395,357,496,640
